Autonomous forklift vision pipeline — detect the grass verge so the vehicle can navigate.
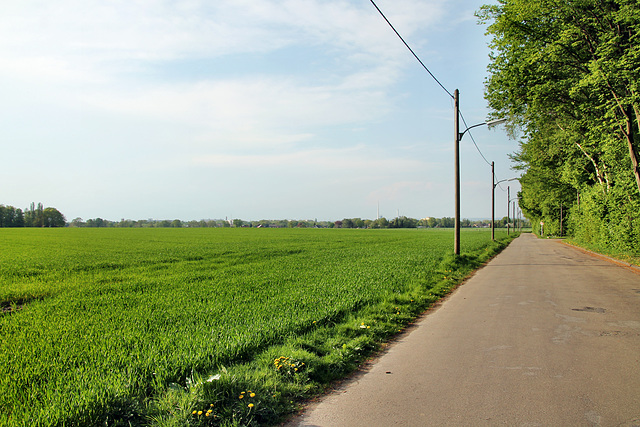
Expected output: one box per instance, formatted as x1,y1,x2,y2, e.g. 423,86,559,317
146,233,518,427
563,238,640,269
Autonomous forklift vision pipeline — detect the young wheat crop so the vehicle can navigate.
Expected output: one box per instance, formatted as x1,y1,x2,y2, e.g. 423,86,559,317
0,227,510,425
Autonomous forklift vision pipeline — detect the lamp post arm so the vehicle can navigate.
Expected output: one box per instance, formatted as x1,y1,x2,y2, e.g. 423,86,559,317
493,177,519,189
459,118,507,140
458,122,486,140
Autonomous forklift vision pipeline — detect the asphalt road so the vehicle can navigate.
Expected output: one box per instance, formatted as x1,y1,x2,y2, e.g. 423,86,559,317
287,233,640,427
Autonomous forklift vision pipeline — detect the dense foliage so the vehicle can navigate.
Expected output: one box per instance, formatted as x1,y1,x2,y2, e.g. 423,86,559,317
479,0,640,255
0,228,513,426
0,202,65,227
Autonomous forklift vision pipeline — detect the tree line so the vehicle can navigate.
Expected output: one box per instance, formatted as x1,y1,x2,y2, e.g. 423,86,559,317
65,216,529,229
336,216,527,229
1,204,530,230
479,0,640,253
0,203,66,227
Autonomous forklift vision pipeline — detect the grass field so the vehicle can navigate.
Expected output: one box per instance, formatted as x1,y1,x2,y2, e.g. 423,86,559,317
0,228,514,426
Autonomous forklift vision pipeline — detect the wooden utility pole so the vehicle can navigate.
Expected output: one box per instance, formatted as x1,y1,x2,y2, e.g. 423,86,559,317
507,186,510,235
513,198,516,234
454,89,460,255
491,161,495,241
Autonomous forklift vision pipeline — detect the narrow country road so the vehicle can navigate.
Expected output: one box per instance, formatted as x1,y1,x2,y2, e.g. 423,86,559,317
287,233,640,426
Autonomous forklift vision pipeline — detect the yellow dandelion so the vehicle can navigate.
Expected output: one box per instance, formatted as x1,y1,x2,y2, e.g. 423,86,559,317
248,403,254,408
250,392,256,397
205,413,211,417
197,411,203,415
239,395,244,399
192,411,197,415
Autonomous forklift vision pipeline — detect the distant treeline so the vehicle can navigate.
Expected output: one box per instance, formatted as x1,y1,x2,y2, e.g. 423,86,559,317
0,203,65,227
68,216,529,229
1,205,530,229
337,216,529,229
68,218,328,228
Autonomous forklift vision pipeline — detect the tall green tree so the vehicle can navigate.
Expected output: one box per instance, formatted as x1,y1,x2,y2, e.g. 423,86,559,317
24,202,48,227
0,205,25,227
42,207,66,227
479,0,640,252
480,0,640,193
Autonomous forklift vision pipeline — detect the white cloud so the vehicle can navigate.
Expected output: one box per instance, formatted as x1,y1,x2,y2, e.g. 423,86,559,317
0,0,445,80
80,73,392,150
193,144,426,172
0,0,447,152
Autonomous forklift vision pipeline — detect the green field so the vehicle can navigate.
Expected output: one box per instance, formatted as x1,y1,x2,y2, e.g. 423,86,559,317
0,228,514,426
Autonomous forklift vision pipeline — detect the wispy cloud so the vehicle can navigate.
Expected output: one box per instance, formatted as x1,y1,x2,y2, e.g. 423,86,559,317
193,144,426,171
78,74,393,152
0,0,445,79
0,0,446,150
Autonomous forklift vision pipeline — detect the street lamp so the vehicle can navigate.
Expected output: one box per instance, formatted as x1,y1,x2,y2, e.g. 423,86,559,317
454,88,506,254
460,118,507,140
491,166,518,240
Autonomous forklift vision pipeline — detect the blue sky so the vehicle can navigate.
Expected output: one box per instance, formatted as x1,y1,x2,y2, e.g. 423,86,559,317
0,0,521,222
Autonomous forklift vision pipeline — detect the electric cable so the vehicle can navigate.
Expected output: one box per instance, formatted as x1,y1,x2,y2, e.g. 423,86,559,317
460,111,492,166
369,0,454,99
369,0,514,197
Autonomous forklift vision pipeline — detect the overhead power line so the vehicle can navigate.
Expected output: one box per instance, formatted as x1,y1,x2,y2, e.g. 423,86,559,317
460,113,512,191
369,0,454,99
460,112,492,166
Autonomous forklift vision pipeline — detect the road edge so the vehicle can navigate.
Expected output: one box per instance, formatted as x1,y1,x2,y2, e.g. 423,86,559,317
558,239,640,275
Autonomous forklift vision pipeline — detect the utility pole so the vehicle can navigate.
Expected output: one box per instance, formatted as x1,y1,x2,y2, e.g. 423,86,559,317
491,161,495,240
455,104,505,253
518,208,521,231
454,89,461,255
507,186,510,235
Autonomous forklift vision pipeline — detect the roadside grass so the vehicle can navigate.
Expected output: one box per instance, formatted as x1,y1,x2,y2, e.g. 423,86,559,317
0,228,517,426
564,238,640,268
146,232,516,427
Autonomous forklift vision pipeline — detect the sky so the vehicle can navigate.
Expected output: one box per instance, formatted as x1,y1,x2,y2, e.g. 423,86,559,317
1,0,522,222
